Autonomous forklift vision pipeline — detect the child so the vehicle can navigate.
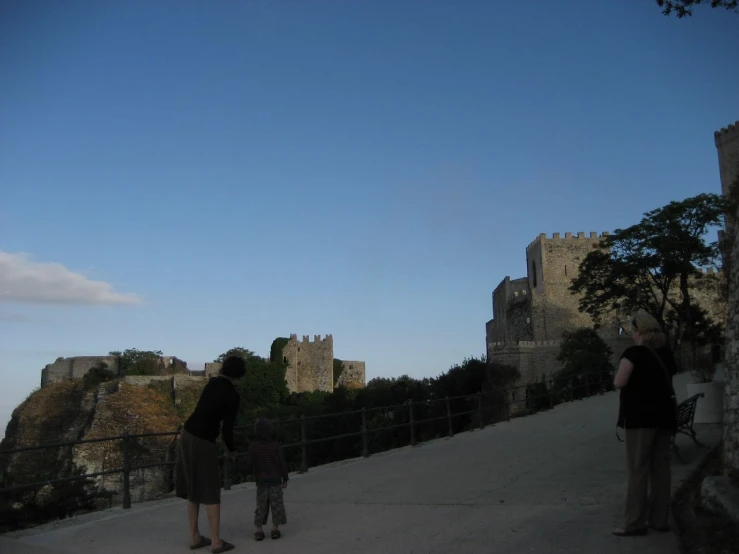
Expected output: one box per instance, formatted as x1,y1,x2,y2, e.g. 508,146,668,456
243,417,289,540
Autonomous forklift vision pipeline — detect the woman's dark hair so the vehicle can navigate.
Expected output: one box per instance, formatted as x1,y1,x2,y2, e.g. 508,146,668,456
220,355,247,379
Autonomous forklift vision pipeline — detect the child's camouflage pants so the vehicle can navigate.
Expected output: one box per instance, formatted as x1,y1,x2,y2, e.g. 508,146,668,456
255,484,287,527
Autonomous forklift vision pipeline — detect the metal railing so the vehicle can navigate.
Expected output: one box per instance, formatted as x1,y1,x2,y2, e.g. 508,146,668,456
0,367,615,513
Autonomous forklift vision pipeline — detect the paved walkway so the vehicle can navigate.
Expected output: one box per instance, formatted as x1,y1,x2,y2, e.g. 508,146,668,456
1,385,722,554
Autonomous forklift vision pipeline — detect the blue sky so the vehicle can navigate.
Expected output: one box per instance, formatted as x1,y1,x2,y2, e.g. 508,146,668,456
1,0,737,436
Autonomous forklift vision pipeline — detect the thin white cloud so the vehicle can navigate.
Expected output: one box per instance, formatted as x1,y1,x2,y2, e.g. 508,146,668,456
0,251,142,306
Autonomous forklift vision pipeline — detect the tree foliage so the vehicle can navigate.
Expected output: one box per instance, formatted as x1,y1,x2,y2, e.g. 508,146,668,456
570,193,729,347
224,354,522,484
214,346,289,412
82,363,116,389
333,359,344,386
656,0,738,18
109,348,164,376
214,347,255,363
270,338,289,364
557,328,614,377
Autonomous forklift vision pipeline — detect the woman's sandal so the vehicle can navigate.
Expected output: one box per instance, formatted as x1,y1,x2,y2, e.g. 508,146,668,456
254,531,265,541
271,529,282,540
212,540,235,554
190,536,212,550
612,527,648,537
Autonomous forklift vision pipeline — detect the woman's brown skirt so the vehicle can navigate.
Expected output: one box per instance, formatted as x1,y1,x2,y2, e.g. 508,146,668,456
175,429,221,505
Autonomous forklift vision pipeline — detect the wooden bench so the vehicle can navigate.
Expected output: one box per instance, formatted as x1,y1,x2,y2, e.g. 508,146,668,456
671,392,705,463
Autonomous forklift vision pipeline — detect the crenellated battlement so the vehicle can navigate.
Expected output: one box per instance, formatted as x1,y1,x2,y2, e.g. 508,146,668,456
698,267,723,275
288,333,333,343
290,335,333,343
489,340,561,348
526,231,610,250
715,120,739,146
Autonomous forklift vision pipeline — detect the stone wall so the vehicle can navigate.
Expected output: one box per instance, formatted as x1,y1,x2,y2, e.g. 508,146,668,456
507,293,534,342
488,340,562,386
337,361,366,389
123,374,206,419
40,355,192,388
689,269,727,326
488,336,634,387
716,120,739,481
488,277,529,342
41,356,120,387
204,362,222,378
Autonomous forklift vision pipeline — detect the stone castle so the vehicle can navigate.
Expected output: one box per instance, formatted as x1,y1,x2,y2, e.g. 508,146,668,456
40,334,366,394
487,230,726,387
40,355,186,387
204,334,366,393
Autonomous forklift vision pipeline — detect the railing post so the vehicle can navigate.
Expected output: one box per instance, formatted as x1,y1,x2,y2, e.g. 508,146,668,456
409,400,416,447
361,408,369,458
569,376,574,402
548,376,555,408
503,389,510,422
223,451,232,491
300,415,308,473
477,392,484,429
445,396,453,437
122,432,131,509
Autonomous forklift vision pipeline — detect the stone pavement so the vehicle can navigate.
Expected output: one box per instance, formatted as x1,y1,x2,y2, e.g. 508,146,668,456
0,387,722,554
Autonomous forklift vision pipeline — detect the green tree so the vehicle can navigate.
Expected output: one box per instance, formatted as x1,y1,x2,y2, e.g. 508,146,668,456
556,328,614,398
82,362,116,389
214,347,255,363
270,338,289,364
655,0,738,18
214,346,289,419
557,328,614,373
109,348,164,376
570,193,729,348
333,359,344,386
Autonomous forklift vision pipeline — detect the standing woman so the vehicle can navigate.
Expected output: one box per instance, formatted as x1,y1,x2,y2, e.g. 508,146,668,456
176,355,246,553
612,310,678,537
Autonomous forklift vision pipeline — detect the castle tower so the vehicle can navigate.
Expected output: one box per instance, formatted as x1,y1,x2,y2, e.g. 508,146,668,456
525,232,613,341
487,277,531,344
281,334,334,393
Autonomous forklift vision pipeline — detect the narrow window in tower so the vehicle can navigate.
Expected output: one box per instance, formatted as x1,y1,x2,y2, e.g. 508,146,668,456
565,265,567,277
532,261,538,287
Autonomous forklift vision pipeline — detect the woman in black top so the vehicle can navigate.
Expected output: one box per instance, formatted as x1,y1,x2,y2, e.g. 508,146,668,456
176,355,245,553
612,310,678,537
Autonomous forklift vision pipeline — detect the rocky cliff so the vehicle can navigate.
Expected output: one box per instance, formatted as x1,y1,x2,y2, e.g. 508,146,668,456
0,375,206,526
